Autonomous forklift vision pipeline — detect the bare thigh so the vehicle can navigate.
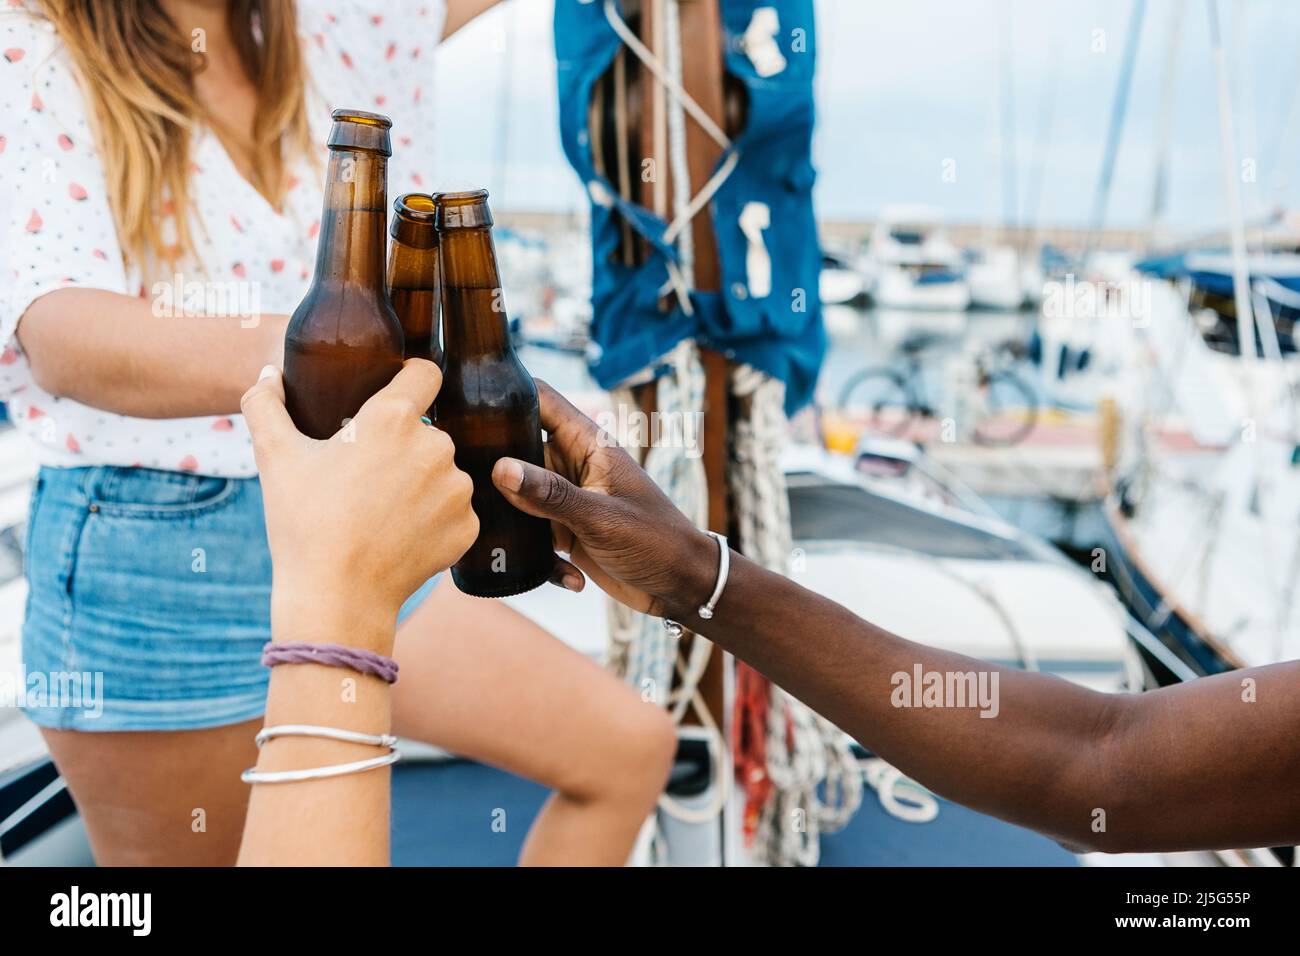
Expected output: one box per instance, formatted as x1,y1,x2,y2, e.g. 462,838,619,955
40,719,260,866
392,578,666,800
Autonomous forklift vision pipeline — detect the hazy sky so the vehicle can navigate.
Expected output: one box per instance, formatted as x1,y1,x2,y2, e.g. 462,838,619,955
432,0,1300,230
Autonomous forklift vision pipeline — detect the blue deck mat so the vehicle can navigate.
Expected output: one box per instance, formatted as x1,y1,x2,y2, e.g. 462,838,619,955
391,760,1077,867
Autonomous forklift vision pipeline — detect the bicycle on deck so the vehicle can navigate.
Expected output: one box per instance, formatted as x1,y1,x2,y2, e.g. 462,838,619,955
835,334,1039,447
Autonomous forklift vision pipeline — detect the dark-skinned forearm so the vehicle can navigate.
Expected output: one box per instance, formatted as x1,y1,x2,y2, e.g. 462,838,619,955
673,549,1300,852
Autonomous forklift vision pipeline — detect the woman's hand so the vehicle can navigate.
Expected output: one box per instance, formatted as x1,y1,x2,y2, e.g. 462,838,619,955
491,381,715,618
242,359,478,649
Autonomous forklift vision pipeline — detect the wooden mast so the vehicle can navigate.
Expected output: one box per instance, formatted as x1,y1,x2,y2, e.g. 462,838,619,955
635,0,731,726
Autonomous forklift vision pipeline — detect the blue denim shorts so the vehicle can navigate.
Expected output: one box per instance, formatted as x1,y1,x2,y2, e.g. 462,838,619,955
21,465,439,732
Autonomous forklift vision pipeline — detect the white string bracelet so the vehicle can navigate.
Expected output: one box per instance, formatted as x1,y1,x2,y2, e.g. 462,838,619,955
241,724,400,784
241,751,400,785
254,724,398,749
664,531,730,638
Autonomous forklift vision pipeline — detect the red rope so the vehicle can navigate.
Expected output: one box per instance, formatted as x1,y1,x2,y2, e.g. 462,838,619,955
732,660,773,843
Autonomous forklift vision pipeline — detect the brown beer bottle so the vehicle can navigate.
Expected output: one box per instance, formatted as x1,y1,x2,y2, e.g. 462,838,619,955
388,192,442,367
283,109,404,440
435,189,555,597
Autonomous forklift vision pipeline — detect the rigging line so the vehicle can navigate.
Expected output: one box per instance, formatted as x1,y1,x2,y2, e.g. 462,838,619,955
492,3,517,208
1023,30,1064,254
656,644,730,824
650,0,668,217
603,0,732,152
605,0,744,307
1086,0,1147,258
1148,2,1185,237
1207,0,1258,362
614,0,743,251
663,150,741,245
998,0,1018,236
664,0,694,293
809,539,1039,671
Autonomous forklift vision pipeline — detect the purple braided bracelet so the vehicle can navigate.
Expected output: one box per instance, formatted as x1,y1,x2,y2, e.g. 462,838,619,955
261,642,399,684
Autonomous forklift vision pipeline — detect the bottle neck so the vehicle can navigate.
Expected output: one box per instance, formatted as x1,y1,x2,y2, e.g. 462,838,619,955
386,240,439,292
311,149,389,293
439,227,510,356
387,240,439,350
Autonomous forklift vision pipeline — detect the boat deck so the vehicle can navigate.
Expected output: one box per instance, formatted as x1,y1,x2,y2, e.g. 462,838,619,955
389,760,1077,867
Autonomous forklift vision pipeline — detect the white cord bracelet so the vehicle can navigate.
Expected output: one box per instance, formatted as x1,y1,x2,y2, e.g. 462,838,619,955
242,724,400,784
241,751,400,785
664,531,730,637
255,724,398,749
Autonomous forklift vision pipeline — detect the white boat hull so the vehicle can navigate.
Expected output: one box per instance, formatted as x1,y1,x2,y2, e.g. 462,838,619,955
874,267,970,311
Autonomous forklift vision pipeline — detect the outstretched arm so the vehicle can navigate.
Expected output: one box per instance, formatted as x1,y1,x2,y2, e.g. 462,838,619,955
237,360,477,866
491,381,1300,853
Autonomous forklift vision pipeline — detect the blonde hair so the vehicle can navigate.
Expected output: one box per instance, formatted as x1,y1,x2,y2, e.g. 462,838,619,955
35,0,313,268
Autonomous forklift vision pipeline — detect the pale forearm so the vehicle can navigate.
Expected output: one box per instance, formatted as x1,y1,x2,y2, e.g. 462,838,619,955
237,603,395,867
17,288,286,418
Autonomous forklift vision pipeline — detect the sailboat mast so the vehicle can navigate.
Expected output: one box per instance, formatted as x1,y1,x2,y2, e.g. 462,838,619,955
630,0,730,723
1148,5,1184,238
1207,0,1257,360
998,0,1017,241
674,0,730,722
1087,0,1146,255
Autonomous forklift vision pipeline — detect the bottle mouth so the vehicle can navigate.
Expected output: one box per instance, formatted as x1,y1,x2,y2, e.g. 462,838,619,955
438,188,489,205
327,108,393,155
331,108,392,129
394,192,439,222
436,189,491,229
391,193,440,248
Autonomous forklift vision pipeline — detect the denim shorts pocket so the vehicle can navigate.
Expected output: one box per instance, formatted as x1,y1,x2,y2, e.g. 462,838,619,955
89,467,238,519
22,468,273,731
22,473,45,559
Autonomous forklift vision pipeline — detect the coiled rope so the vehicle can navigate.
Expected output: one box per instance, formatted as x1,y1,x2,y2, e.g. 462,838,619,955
600,0,861,866
730,366,863,866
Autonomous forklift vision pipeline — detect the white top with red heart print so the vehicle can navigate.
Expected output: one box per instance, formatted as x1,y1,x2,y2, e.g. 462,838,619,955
0,0,445,477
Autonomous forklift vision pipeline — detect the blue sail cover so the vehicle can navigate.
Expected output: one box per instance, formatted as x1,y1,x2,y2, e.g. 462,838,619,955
1136,250,1300,298
554,0,824,414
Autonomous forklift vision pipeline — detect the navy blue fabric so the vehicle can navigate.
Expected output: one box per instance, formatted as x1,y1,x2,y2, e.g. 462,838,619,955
1136,250,1300,296
389,759,1077,866
391,761,548,866
554,0,825,414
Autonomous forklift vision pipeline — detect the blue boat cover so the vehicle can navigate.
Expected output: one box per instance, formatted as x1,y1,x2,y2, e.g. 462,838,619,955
554,0,825,414
1136,250,1300,298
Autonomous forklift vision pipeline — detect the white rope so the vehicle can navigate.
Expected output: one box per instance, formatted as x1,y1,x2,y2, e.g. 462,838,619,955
602,0,732,151
604,0,743,315
663,150,742,246
729,366,863,867
598,0,863,865
861,757,940,824
661,0,695,307
604,342,718,849
657,646,730,824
